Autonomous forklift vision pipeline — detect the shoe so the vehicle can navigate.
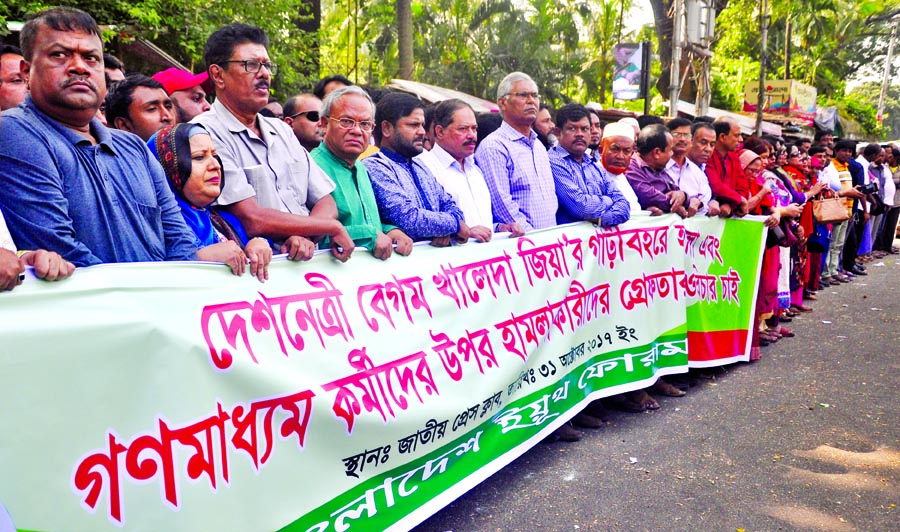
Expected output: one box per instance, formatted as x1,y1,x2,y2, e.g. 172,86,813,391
759,338,770,346
572,412,604,429
779,315,793,322
803,291,818,301
627,390,661,410
835,274,850,283
819,277,832,287
608,394,646,413
778,327,795,337
850,265,868,276
584,400,611,422
791,304,813,313
547,423,582,442
648,379,687,397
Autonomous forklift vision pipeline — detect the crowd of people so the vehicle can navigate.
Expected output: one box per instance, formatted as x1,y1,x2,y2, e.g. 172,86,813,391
2,7,898,442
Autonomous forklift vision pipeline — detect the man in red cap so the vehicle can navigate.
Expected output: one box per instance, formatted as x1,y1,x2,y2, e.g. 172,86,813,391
152,67,211,123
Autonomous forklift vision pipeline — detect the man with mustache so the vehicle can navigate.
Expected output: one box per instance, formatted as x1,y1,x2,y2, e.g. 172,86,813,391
193,23,352,261
417,99,524,240
363,92,470,246
310,86,414,259
706,116,749,217
549,103,630,226
152,67,212,123
104,74,175,141
475,72,558,232
0,7,198,266
598,121,642,213
667,118,720,216
283,92,324,152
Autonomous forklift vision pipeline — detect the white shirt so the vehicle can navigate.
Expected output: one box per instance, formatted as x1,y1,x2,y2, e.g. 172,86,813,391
416,144,494,229
0,210,16,253
667,156,713,214
600,165,642,213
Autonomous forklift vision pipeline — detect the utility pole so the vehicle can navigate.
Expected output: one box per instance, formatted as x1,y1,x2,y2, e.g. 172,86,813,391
670,0,684,117
878,16,899,123
755,0,768,136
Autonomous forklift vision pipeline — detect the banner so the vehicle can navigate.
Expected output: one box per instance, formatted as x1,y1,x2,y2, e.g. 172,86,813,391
612,43,647,101
0,215,764,532
742,79,818,127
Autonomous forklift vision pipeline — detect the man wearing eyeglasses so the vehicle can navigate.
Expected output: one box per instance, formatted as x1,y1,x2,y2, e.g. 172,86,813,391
310,86,414,259
193,23,354,261
475,71,558,232
283,93,324,152
666,118,719,216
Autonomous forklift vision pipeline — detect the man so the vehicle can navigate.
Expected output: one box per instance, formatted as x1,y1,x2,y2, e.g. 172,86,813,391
310,86,413,259
364,92,469,246
585,107,604,163
534,103,555,148
152,67,211,123
313,74,352,100
814,129,834,150
475,72,557,232
705,116,748,217
597,122,642,212
262,97,283,119
672,119,720,216
797,138,812,154
0,7,197,266
284,93,324,152
549,103,630,226
193,23,352,261
0,45,28,111
840,142,870,276
104,74,175,141
417,99,524,239
103,52,125,82
625,124,692,217
821,140,860,285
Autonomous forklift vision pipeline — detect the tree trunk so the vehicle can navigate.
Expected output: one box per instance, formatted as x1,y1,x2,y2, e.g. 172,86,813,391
784,19,791,79
396,0,414,79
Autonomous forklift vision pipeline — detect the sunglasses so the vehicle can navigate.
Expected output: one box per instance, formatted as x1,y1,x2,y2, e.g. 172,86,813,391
288,110,320,122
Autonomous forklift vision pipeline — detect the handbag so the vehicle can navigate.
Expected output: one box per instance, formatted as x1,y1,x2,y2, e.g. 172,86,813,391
810,189,850,224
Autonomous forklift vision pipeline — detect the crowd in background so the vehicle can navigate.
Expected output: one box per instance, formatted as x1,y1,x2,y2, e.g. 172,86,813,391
2,7,898,444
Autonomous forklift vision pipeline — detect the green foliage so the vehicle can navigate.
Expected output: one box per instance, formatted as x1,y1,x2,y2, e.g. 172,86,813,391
823,92,886,140
847,82,900,140
4,0,319,100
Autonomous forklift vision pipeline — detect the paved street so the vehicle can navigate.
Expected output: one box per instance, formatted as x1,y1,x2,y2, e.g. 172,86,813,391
415,257,900,532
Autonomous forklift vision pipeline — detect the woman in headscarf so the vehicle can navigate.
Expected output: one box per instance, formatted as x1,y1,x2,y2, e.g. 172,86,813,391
148,124,310,280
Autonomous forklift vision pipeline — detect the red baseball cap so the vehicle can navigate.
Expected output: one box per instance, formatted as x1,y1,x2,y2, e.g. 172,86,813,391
152,68,209,94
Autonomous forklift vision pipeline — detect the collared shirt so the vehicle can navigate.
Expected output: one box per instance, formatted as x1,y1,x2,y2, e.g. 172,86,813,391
416,144,494,229
625,155,680,212
192,99,335,214
548,144,630,226
474,121,558,231
705,149,746,206
668,156,713,214
310,144,396,250
0,97,197,267
600,164,642,213
364,148,464,241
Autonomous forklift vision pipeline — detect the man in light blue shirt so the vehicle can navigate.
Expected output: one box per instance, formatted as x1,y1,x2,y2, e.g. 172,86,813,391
475,72,558,231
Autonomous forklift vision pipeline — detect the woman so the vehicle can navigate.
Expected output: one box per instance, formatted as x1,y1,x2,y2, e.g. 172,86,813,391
149,124,312,281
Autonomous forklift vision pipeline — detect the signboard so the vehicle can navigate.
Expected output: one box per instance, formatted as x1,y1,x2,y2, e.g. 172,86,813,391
0,216,765,532
743,79,817,126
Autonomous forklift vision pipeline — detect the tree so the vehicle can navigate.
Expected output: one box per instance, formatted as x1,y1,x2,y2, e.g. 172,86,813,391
396,0,413,79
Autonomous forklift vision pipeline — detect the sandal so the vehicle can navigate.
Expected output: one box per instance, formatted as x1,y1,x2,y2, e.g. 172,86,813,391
778,327,795,337
648,379,686,397
627,390,660,410
791,304,813,313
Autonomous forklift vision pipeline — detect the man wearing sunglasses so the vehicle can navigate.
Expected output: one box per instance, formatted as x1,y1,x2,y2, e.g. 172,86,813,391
283,93,324,152
193,23,354,262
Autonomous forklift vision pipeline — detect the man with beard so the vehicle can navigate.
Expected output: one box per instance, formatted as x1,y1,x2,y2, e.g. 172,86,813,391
626,124,693,217
193,23,351,261
417,98,524,239
549,103,630,226
534,103,556,148
476,72,557,231
152,67,211,123
597,121,642,212
585,107,604,163
668,118,720,216
706,116,748,217
364,92,470,246
0,7,197,266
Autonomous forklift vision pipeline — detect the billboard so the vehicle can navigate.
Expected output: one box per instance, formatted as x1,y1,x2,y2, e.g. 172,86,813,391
612,43,649,101
743,79,817,126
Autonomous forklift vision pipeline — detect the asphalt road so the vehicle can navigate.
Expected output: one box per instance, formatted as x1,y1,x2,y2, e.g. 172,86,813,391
414,255,900,532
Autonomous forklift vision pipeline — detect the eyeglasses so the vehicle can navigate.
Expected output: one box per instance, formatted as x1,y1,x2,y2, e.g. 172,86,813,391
671,132,692,139
220,59,278,76
506,91,541,101
326,116,375,132
289,110,320,122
